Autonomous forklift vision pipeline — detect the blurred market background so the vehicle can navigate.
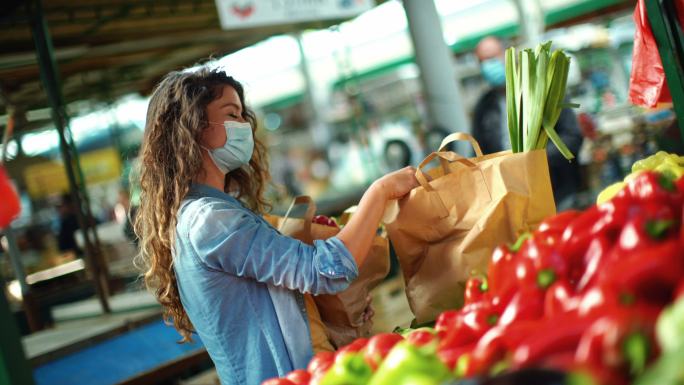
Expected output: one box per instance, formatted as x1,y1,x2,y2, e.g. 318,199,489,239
0,0,682,384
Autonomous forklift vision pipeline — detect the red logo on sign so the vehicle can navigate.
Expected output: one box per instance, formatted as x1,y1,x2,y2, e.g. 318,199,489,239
231,3,255,19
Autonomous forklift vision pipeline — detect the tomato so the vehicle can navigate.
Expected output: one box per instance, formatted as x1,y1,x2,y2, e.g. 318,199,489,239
285,369,311,385
262,378,296,385
335,338,369,361
312,215,339,228
405,330,436,346
307,351,334,375
363,333,404,370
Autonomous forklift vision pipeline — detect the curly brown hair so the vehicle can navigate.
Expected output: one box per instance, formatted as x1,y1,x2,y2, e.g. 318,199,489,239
133,68,270,342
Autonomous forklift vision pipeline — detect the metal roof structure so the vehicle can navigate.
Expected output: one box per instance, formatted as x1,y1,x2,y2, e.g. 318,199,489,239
0,0,381,133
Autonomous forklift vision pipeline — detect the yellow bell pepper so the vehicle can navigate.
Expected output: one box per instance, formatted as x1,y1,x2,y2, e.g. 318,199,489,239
597,151,684,204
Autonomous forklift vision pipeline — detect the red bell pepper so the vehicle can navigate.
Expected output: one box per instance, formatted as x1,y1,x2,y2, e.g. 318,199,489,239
537,210,582,237
436,342,475,371
574,306,660,376
435,310,460,332
464,276,488,305
510,313,599,369
499,285,545,326
675,281,684,300
676,174,684,193
518,235,567,286
627,171,682,209
576,234,615,291
591,194,632,241
463,326,507,376
576,282,631,317
601,239,683,305
459,301,501,337
438,301,502,350
544,280,579,318
560,206,603,268
487,245,518,302
541,354,632,385
680,201,684,245
464,320,544,377
489,249,538,304
617,214,677,253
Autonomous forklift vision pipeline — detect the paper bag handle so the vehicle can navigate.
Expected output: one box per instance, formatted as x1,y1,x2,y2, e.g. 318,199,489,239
280,195,316,232
439,132,484,157
415,151,476,192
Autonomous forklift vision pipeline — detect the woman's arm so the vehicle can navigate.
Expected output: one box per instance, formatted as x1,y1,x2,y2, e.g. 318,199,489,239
183,202,358,295
336,166,418,267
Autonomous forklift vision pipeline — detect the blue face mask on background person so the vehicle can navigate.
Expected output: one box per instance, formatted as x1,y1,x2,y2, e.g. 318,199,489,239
480,58,506,87
204,120,254,174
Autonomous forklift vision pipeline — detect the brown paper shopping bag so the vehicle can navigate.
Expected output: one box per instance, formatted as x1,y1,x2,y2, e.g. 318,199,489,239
265,196,390,348
385,133,556,324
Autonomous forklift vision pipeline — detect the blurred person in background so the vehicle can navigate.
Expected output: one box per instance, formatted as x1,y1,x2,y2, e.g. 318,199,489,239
56,193,82,256
472,36,584,209
134,68,417,385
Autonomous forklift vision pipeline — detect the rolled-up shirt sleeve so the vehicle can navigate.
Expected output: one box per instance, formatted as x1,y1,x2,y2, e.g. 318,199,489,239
183,201,358,295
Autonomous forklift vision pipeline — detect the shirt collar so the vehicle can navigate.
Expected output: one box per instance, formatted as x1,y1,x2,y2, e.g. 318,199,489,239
188,183,240,204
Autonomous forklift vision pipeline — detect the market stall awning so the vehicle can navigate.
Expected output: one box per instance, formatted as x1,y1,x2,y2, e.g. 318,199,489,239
0,0,384,133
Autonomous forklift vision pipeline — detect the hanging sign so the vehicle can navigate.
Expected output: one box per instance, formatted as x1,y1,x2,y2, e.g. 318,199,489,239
215,0,375,30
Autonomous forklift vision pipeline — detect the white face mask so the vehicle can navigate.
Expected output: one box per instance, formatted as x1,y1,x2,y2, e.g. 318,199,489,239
203,120,254,174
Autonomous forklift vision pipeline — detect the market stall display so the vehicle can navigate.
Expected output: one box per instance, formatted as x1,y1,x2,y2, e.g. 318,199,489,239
262,161,684,385
260,39,684,383
597,151,684,204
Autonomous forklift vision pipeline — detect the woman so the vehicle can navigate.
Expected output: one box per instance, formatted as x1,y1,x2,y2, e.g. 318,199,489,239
134,68,418,385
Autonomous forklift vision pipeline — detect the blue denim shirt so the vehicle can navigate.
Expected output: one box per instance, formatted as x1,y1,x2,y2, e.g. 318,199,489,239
173,184,358,385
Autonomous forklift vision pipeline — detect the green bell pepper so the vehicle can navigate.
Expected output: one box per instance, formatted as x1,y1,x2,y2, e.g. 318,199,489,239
320,353,372,385
656,297,684,353
368,341,452,385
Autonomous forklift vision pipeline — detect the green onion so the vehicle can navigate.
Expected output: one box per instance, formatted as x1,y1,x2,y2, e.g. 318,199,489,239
505,41,577,159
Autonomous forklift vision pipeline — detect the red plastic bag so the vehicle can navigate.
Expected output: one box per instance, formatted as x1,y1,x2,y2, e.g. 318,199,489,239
0,165,20,229
629,0,684,107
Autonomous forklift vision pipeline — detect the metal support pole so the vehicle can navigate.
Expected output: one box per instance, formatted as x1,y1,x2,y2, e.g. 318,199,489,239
0,285,35,385
295,32,331,149
28,0,110,313
2,228,42,332
645,0,684,139
512,0,545,46
402,0,471,154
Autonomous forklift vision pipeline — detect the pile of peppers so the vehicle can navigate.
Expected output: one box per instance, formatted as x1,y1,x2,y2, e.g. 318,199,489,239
263,170,684,385
597,151,684,204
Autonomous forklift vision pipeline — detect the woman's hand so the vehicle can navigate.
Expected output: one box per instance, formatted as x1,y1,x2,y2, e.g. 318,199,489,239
337,167,419,267
371,166,419,201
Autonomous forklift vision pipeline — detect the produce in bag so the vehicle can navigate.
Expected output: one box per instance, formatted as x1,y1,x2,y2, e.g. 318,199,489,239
264,196,390,348
505,41,576,158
